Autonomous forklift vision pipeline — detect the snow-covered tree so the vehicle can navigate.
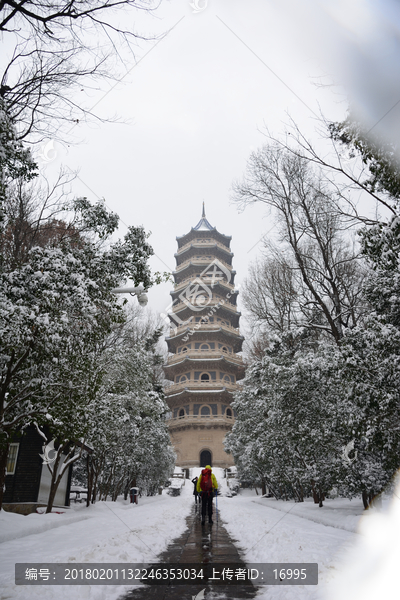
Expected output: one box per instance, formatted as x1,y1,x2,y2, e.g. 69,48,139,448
226,340,349,504
337,316,400,506
83,319,175,503
230,122,400,509
0,195,154,510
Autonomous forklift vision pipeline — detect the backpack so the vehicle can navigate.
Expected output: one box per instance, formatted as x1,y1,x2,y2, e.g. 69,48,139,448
200,469,212,492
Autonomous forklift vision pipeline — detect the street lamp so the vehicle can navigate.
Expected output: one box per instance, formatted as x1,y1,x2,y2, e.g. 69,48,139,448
111,284,148,307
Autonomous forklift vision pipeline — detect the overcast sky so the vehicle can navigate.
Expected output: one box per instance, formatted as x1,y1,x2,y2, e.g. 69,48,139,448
31,0,400,329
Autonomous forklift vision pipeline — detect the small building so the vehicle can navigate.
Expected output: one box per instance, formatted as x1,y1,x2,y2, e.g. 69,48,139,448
3,425,73,515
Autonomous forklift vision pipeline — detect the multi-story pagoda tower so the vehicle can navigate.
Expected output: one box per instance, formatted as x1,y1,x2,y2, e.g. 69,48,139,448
164,205,244,469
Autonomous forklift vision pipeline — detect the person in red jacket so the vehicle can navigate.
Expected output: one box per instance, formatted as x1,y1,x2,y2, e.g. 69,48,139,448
196,465,218,525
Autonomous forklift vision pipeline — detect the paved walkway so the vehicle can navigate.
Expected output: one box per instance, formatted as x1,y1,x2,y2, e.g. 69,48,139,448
121,501,258,600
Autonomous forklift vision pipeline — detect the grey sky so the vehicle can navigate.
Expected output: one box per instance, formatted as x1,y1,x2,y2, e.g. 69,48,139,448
30,0,400,324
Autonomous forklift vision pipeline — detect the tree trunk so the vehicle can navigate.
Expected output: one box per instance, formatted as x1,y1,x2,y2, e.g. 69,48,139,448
318,485,324,507
46,450,63,513
46,443,81,513
0,444,9,511
362,489,377,510
311,480,319,504
261,478,267,496
86,454,93,508
92,472,99,503
295,481,304,502
101,469,114,501
91,456,104,504
124,479,129,501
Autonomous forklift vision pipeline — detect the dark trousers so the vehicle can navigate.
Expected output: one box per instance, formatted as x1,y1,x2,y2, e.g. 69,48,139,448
201,492,213,522
194,491,199,504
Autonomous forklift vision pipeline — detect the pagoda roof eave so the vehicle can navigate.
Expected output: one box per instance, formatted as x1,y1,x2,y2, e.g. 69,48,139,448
176,228,231,242
164,356,245,371
174,248,234,259
170,287,239,298
173,264,236,276
164,388,235,398
165,328,244,342
170,307,242,321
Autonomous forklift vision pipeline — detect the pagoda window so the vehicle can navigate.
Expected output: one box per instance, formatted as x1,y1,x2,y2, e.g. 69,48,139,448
209,371,217,380
200,373,210,382
217,318,229,327
200,406,211,417
178,408,185,419
178,344,190,353
194,316,210,324
200,344,210,351
226,408,233,418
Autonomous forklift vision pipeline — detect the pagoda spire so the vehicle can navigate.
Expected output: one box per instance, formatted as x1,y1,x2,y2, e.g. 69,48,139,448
193,203,213,231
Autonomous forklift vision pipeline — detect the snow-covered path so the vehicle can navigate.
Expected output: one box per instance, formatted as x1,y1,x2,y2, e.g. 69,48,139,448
0,471,379,600
219,494,355,600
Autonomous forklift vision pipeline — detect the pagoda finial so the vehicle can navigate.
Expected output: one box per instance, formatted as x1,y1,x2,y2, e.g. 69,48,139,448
202,201,205,218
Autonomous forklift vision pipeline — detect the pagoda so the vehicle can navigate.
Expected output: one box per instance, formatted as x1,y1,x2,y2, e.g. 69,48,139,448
164,205,244,469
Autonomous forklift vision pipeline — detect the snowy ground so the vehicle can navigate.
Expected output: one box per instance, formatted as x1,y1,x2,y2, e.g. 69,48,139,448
0,467,399,600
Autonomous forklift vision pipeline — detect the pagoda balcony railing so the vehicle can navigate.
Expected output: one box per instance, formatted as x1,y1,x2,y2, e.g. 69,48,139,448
173,276,235,293
167,321,241,337
164,379,239,395
176,239,232,256
167,415,235,427
171,298,238,315
166,349,244,366
174,256,232,273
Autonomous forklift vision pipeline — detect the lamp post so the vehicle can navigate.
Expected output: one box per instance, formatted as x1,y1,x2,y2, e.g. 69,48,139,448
111,284,148,307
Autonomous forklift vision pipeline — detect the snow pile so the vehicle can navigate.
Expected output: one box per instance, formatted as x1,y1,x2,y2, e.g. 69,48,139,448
0,489,193,600
327,480,400,600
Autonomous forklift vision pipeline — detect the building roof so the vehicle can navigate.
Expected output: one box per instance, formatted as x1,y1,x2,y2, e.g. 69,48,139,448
176,203,231,243
193,202,214,231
